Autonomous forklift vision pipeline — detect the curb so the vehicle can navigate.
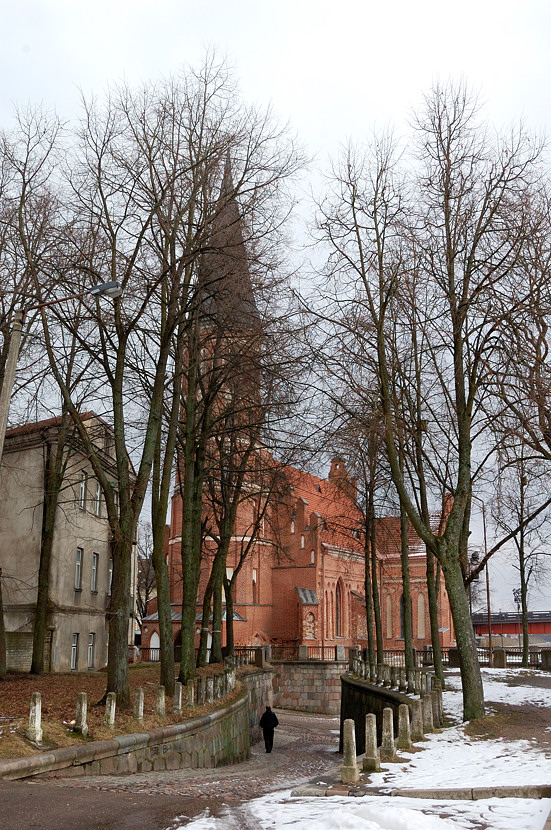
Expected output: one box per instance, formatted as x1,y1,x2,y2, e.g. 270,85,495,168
291,767,551,802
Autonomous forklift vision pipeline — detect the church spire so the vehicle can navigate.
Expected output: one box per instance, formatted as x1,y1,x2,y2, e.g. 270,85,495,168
200,154,260,331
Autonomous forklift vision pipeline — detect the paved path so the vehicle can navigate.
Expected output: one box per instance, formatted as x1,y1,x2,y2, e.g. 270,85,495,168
0,710,340,830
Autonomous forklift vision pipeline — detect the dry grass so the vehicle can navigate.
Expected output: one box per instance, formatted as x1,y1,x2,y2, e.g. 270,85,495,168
0,663,239,759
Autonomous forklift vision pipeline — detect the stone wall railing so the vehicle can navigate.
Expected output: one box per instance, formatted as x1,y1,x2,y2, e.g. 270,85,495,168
341,652,442,755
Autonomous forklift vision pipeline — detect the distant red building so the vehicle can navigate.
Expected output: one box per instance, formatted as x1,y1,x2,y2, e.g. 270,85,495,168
472,611,551,638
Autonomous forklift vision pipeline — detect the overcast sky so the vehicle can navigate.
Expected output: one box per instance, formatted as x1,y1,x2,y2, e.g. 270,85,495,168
2,1,551,154
2,0,550,612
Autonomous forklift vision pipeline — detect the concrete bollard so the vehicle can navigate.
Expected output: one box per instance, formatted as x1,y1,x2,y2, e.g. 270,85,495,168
410,699,425,741
133,687,144,721
376,664,384,685
433,677,444,725
104,692,116,728
156,686,166,718
422,693,434,732
362,713,380,773
341,718,360,784
196,676,205,705
380,707,397,761
369,663,377,683
493,648,507,669
26,692,43,743
382,665,391,687
541,649,551,671
414,670,421,696
407,668,416,694
206,676,214,704
431,689,441,728
185,682,195,708
426,673,432,694
225,668,236,694
173,681,183,715
390,666,399,688
397,703,412,750
420,672,428,696
74,692,88,736
399,668,407,692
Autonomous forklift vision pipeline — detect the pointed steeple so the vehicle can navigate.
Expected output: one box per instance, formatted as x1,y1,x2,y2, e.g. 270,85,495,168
200,154,260,331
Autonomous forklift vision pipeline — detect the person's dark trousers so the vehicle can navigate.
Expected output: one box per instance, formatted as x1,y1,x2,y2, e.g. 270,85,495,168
263,729,274,752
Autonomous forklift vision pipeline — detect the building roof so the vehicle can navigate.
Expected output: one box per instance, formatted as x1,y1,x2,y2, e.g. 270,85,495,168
282,462,364,554
296,587,318,605
5,411,96,438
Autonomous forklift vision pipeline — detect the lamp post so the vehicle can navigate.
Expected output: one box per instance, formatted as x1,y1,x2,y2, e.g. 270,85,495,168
471,494,493,667
513,587,522,648
0,281,122,465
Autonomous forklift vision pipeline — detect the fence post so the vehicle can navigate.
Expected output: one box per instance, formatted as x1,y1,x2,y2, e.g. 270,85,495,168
104,692,116,728
173,681,183,715
422,693,434,732
298,645,308,660
133,687,144,721
26,692,43,743
362,713,380,773
74,692,88,736
397,704,412,750
380,707,397,761
410,699,425,741
341,718,360,783
156,686,166,717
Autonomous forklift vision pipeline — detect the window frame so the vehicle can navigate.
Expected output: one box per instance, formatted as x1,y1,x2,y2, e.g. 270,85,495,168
94,481,101,517
75,547,83,591
91,552,99,593
78,470,87,510
71,633,79,670
87,632,95,668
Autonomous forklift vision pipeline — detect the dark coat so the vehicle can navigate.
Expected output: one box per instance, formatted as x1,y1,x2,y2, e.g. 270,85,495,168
259,709,279,732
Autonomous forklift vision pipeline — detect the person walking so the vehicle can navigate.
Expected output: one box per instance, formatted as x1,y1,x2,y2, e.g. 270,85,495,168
259,705,279,753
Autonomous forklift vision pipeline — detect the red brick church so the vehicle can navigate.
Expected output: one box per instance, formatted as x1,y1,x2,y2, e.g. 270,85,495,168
142,454,455,656
141,161,454,659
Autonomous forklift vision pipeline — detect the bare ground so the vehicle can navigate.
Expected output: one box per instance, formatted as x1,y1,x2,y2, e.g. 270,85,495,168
0,663,238,758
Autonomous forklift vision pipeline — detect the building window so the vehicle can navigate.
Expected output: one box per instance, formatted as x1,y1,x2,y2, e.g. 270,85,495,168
75,548,83,590
310,550,315,564
108,557,113,595
94,481,101,516
335,580,344,637
290,520,295,534
79,471,87,509
300,534,305,549
252,568,257,604
71,633,79,669
417,593,426,639
91,553,99,593
386,595,393,639
87,633,95,668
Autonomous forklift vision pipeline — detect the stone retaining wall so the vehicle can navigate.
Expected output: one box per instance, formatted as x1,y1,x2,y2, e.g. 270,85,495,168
340,673,413,754
272,661,347,715
0,687,250,781
241,667,274,745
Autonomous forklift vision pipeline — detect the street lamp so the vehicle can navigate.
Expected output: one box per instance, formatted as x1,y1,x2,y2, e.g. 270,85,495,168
471,494,493,667
0,281,122,465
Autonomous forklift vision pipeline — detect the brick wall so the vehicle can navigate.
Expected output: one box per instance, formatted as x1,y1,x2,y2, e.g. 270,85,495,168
6,632,33,672
272,661,346,715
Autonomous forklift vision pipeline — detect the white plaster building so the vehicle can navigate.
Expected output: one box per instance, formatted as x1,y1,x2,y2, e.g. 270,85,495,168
0,413,137,672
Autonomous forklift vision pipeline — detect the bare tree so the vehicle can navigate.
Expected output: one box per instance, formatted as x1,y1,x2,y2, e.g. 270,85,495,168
314,83,543,719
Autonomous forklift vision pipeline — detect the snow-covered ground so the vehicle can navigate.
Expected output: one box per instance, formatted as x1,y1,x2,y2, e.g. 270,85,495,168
180,668,551,830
